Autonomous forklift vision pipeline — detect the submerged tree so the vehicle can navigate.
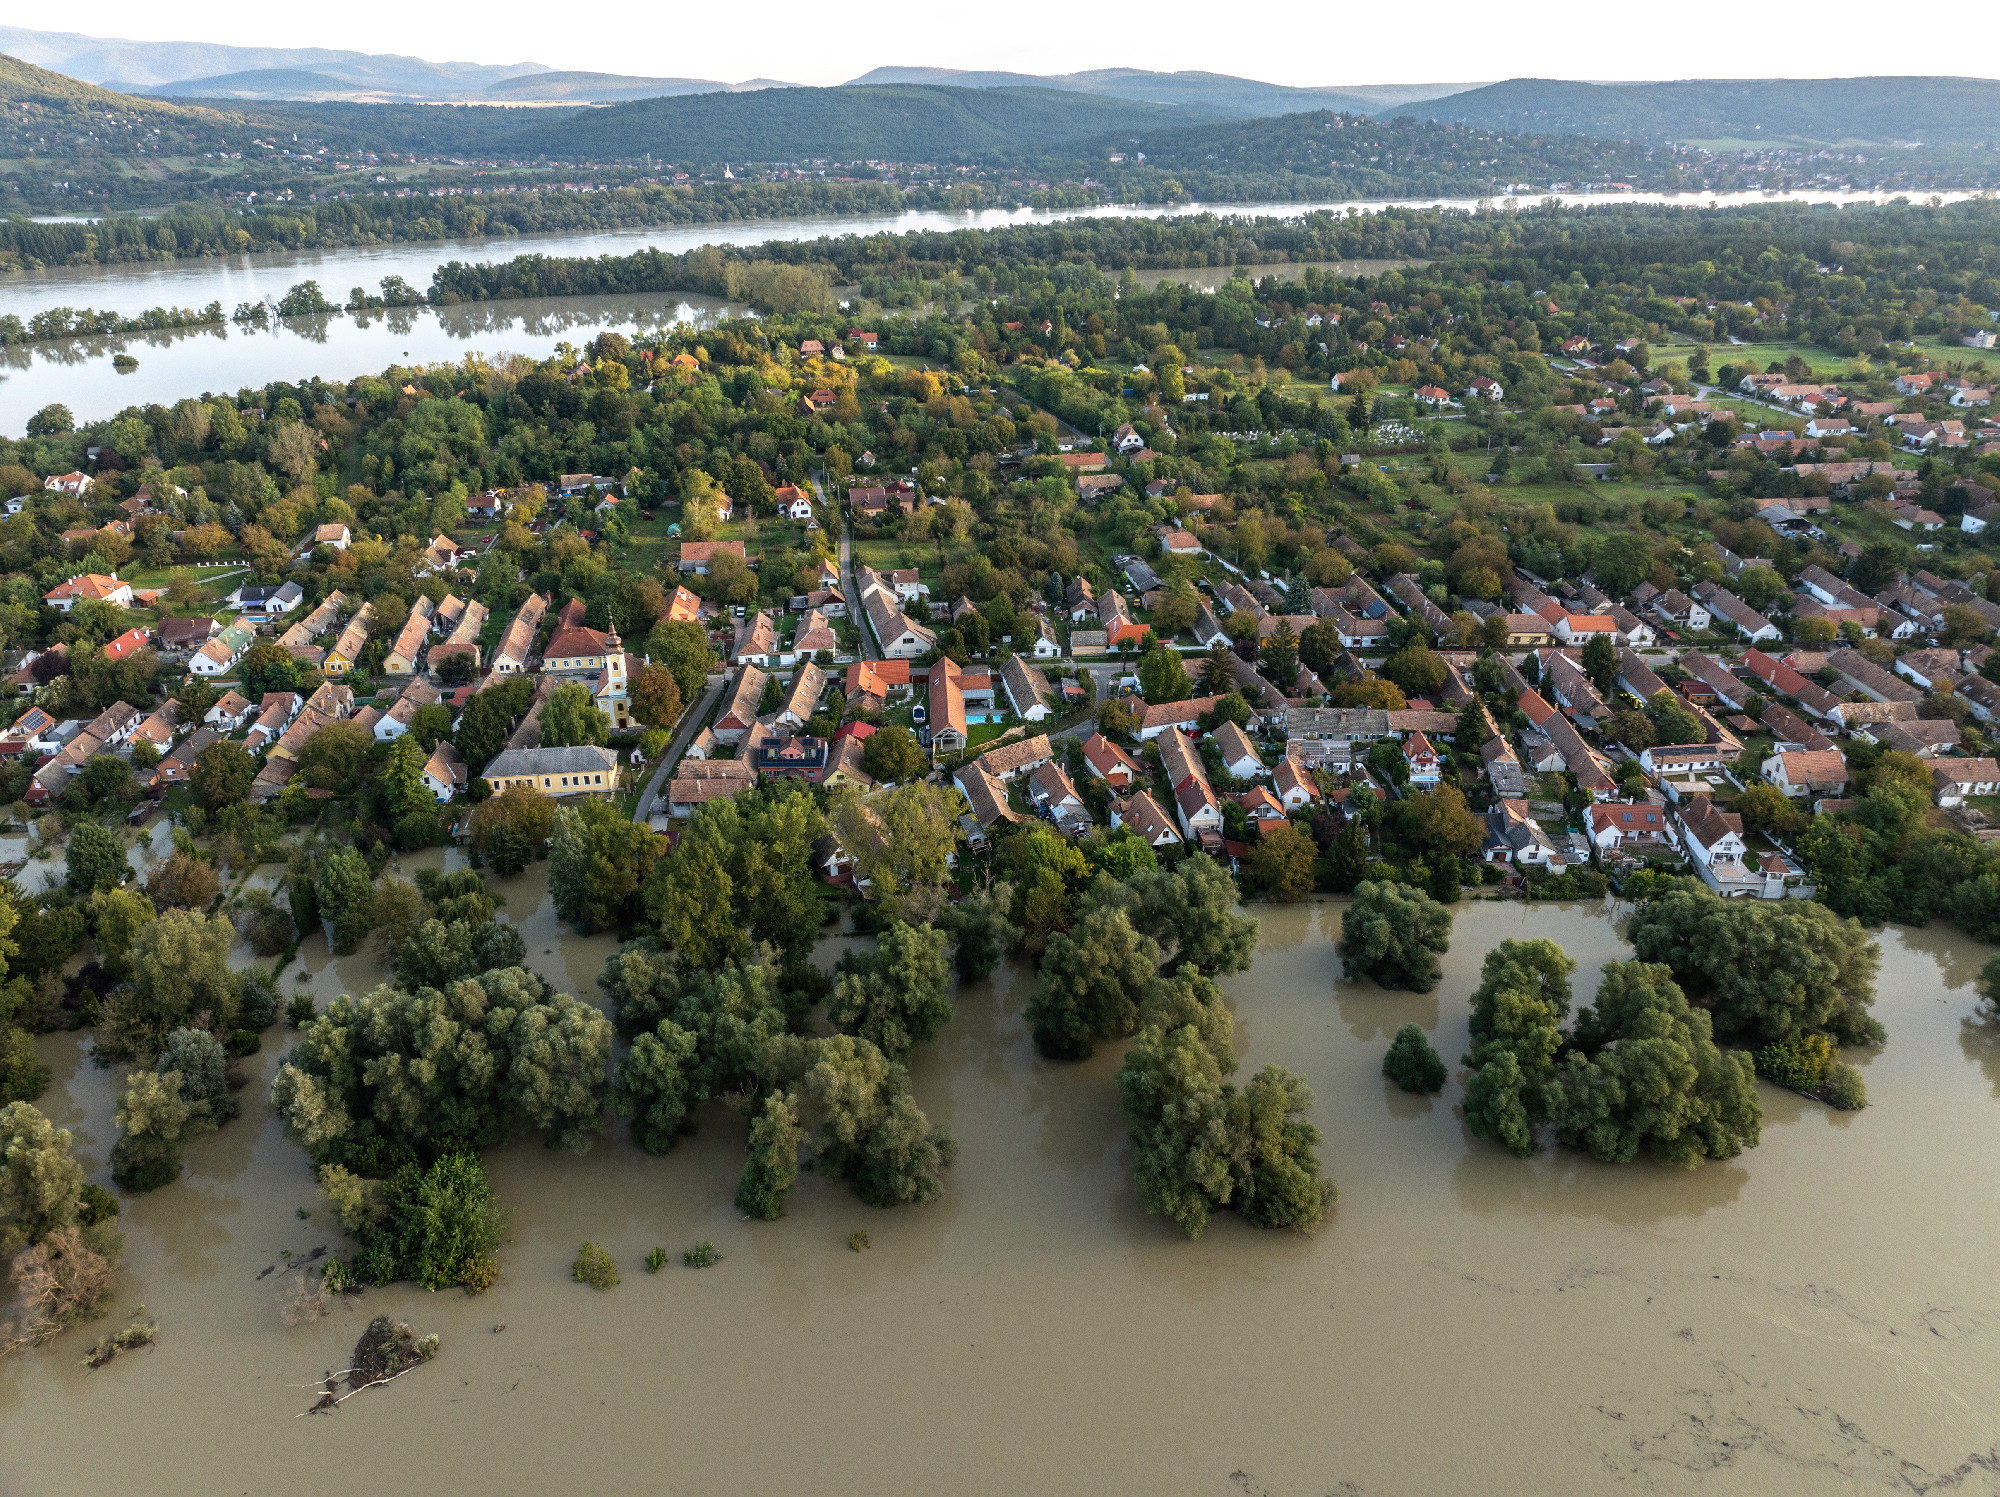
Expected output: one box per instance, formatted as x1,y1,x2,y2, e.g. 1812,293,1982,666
1382,1024,1447,1093
1339,881,1453,993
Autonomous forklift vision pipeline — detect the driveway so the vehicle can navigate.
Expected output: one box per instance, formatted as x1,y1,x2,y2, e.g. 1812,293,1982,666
632,674,724,822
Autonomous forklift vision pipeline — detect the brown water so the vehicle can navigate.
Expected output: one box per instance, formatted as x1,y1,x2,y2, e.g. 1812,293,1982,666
7,897,2000,1495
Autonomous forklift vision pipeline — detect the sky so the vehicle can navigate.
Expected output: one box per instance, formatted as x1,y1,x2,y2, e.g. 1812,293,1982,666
36,2,2000,90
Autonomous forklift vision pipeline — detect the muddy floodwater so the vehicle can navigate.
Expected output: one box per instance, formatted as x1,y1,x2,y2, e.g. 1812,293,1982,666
6,894,2000,1495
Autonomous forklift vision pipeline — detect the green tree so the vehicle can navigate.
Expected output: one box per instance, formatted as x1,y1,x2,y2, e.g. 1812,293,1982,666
1581,632,1618,695
1298,620,1343,678
1245,822,1316,902
1260,619,1299,688
470,784,555,876
1461,943,1572,1157
1383,1024,1447,1092
1626,888,1883,1046
944,878,1020,981
383,733,438,847
0,1101,88,1259
316,846,377,953
1339,881,1452,992
1137,643,1192,704
1320,816,1371,893
1558,961,1762,1167
271,966,611,1166
735,1090,804,1219
862,723,925,783
188,739,256,811
611,1019,700,1154
101,909,239,1059
1026,904,1162,1059
648,619,718,702
629,663,684,730
1381,643,1447,698
1124,856,1257,975
1118,1015,1236,1236
88,888,154,981
110,1029,231,1192
835,783,961,923
1402,784,1485,860
537,681,611,748
549,799,661,934
828,921,954,1061
65,821,126,896
1645,689,1705,747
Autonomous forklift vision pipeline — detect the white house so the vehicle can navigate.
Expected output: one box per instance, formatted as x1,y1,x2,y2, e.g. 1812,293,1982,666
1403,731,1443,787
1761,749,1849,799
1933,759,2000,807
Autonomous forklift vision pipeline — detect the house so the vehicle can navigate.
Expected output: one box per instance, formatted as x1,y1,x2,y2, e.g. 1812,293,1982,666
1677,796,1753,893
1502,613,1552,647
674,535,752,577
1132,695,1226,741
156,616,220,655
1692,582,1780,643
243,692,301,754
489,594,549,675
754,734,831,783
1028,761,1089,829
1286,707,1392,766
1483,798,1564,869
421,741,467,802
374,681,443,743
126,702,181,755
1932,759,2000,807
1678,652,1753,712
731,612,783,668
954,761,1023,832
323,602,376,677
1640,743,1729,778
43,574,133,612
844,659,911,712
1647,588,1711,634
1741,648,1844,720
1273,755,1319,810
774,485,816,520
481,745,620,797
861,589,937,660
380,597,436,676
1112,789,1182,848
1029,615,1062,659
231,581,304,619
1589,801,1670,851
667,759,758,816
1466,375,1503,402
1000,654,1055,722
1894,648,1962,691
1763,749,1849,799
1827,648,1922,703
712,665,769,746
1173,767,1223,840
204,690,253,732
1081,732,1144,789
974,734,1053,783
927,656,968,754
1759,702,1837,753
1211,720,1264,780
774,662,828,731
190,622,256,677
95,626,152,667
1402,731,1442,787
1615,649,1671,704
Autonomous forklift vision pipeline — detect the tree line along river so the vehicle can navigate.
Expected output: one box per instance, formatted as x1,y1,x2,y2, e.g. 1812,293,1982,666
5,873,1998,1496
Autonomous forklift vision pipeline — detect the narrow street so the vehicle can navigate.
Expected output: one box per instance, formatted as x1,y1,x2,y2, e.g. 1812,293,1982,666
632,674,724,822
820,471,878,662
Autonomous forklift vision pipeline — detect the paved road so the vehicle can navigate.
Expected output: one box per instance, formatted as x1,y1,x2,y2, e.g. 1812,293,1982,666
632,674,724,823
826,479,878,662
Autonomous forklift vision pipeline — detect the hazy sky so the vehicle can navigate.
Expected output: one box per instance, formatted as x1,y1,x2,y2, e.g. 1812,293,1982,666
52,2,2000,88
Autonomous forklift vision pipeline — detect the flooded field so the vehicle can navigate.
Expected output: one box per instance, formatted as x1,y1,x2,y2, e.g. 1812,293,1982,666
5,895,1999,1495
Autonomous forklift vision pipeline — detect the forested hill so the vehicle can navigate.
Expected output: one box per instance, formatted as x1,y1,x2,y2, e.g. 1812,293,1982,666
499,84,1218,163
1393,77,2000,149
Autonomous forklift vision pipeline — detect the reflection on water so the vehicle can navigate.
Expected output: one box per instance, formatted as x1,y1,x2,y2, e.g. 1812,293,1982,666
0,293,744,431
8,899,2000,1495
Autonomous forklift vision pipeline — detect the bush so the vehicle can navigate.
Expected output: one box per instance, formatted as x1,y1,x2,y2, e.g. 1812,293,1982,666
286,994,316,1028
644,1246,667,1273
572,1241,619,1289
1823,1063,1868,1111
1382,1024,1447,1093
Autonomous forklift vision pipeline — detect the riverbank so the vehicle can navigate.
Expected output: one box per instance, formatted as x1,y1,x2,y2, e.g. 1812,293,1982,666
5,897,1995,1495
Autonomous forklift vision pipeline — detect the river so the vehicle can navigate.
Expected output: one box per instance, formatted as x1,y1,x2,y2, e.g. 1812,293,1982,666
4,890,1996,1495
0,186,1986,434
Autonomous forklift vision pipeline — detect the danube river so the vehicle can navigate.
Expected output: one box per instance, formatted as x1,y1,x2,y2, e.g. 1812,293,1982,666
0,187,1985,431
5,878,1997,1495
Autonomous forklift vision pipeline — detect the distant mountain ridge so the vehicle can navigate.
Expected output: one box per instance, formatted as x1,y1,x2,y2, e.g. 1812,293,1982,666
847,67,1480,118
0,24,545,95
500,84,1220,163
1393,77,2000,148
